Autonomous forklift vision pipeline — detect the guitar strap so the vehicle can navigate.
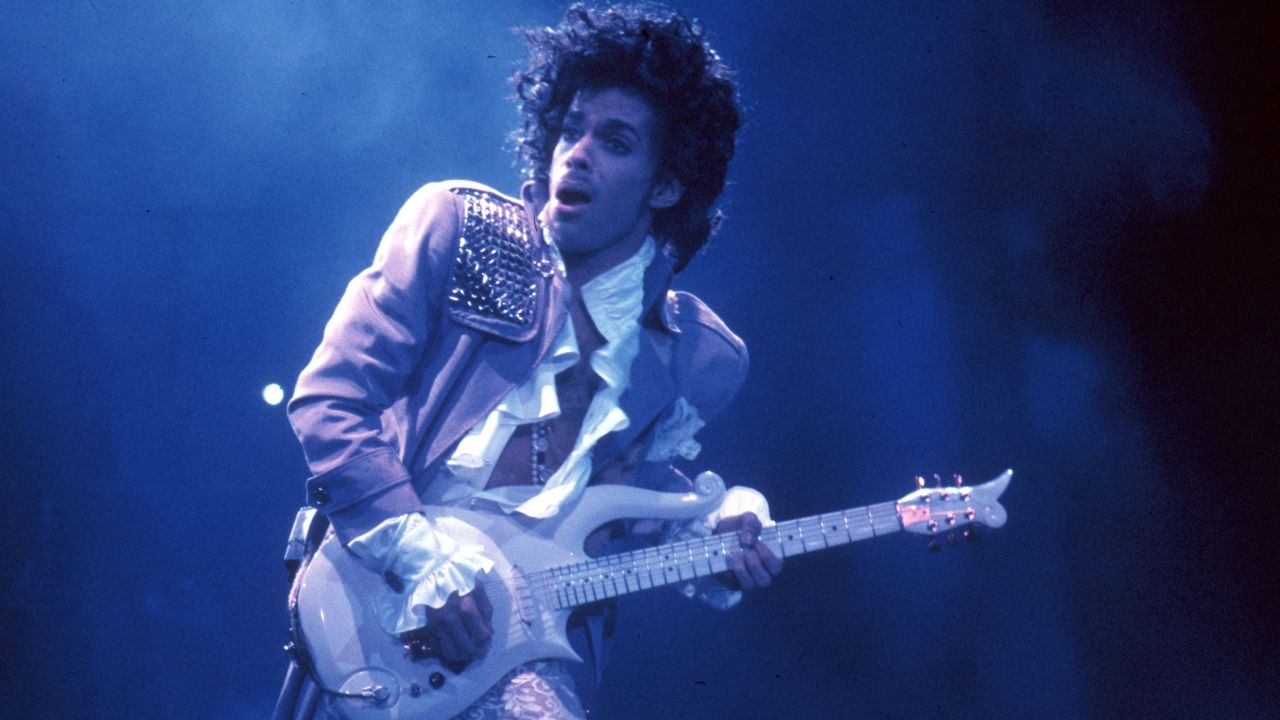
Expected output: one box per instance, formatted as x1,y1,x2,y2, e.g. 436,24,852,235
282,505,329,583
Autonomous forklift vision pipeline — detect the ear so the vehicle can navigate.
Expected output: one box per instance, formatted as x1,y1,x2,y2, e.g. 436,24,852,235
647,174,684,210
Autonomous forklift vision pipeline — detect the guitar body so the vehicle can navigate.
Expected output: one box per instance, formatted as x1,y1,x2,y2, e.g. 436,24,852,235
294,480,727,720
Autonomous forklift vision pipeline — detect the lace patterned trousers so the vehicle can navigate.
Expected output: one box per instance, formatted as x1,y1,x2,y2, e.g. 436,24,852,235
451,661,586,720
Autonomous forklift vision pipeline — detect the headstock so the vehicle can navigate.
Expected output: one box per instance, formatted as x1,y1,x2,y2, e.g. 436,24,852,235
896,470,1011,548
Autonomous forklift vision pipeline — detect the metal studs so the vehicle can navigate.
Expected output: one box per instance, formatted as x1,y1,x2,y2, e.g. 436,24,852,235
447,189,539,327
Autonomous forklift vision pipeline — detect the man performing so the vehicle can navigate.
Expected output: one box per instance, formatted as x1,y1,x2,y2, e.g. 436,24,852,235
274,4,781,718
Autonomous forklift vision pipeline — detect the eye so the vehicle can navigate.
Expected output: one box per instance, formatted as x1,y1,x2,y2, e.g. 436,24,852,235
604,136,632,155
560,126,583,143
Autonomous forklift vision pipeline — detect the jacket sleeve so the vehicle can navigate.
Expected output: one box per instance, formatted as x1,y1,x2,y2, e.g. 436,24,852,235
643,294,761,608
288,183,460,544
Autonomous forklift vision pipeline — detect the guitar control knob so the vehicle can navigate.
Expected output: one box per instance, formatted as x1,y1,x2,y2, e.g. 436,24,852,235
429,672,446,690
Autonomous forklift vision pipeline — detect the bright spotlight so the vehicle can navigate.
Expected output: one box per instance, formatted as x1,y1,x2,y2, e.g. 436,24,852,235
262,383,285,406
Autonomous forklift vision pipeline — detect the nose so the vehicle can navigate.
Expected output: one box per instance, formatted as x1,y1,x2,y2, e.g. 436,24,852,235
564,136,591,171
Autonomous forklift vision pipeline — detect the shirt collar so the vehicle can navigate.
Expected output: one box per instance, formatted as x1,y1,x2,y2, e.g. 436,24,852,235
579,237,655,344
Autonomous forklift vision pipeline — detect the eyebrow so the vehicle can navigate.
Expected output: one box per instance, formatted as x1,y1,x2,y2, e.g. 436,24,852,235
563,110,643,141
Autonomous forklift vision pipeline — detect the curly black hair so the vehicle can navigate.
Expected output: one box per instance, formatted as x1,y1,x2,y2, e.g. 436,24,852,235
512,3,741,272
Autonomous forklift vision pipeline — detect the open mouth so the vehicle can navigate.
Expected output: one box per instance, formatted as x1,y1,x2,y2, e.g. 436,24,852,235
556,187,592,206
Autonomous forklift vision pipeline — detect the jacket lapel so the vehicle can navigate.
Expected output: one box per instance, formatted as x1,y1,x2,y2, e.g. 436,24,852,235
592,248,680,464
421,268,570,469
592,324,676,464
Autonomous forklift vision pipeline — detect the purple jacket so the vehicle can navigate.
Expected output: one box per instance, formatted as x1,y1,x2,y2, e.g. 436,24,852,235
288,180,748,543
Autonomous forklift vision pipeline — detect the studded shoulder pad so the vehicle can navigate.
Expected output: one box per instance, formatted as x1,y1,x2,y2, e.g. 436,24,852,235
446,187,546,339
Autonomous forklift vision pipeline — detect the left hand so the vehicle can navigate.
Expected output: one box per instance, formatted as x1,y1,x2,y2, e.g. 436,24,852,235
713,512,783,590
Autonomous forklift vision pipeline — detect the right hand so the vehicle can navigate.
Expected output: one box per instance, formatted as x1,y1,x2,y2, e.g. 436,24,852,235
420,582,494,666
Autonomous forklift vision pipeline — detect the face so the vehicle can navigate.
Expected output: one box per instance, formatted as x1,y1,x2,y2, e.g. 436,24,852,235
541,87,683,281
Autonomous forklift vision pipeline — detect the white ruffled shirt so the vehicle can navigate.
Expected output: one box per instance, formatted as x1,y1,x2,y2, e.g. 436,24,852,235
348,237,768,635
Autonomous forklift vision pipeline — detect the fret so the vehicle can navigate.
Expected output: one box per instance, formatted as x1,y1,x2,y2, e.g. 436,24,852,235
610,557,625,595
774,520,806,557
691,542,712,578
868,501,899,536
645,549,663,588
706,541,730,575
800,516,827,552
668,542,688,582
645,545,665,586
673,542,693,581
846,507,875,542
653,547,671,584
686,539,704,578
581,563,598,601
698,539,717,576
602,568,616,597
661,562,679,584
555,575,569,610
818,511,851,547
612,554,633,594
555,568,569,607
639,561,655,589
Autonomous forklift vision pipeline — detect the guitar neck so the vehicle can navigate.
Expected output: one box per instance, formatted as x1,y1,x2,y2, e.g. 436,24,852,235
540,500,901,610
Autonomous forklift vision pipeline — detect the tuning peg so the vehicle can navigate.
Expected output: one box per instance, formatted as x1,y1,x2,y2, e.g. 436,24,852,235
947,532,959,546
928,537,942,553
933,474,943,488
963,528,978,542
915,475,926,489
954,474,964,486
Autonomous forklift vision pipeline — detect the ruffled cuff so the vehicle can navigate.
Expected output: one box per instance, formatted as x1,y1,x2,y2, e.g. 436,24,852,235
665,485,773,611
347,513,496,635
645,397,706,463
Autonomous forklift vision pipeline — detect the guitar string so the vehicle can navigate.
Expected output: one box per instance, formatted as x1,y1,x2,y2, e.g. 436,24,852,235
528,502,904,609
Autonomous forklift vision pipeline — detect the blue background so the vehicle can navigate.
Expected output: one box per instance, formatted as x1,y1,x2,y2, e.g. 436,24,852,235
2,1,1274,717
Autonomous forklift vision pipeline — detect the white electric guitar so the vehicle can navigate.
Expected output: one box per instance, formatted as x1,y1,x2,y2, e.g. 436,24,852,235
292,469,1012,719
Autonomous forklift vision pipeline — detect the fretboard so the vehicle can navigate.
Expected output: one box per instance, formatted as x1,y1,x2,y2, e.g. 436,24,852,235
536,501,901,610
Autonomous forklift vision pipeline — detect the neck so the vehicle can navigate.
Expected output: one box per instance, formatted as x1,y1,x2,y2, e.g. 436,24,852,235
535,499,904,610
562,229,650,287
